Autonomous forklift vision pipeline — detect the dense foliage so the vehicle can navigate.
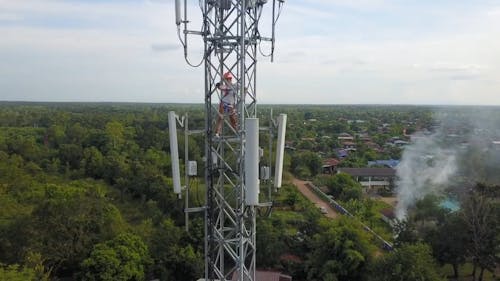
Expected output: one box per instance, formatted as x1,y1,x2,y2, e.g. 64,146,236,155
0,103,498,280
0,103,204,280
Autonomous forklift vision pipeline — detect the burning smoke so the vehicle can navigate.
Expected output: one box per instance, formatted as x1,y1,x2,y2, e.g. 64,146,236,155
395,107,500,219
395,132,458,219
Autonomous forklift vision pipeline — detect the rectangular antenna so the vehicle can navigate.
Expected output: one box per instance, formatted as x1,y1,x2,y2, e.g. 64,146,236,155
168,111,182,194
274,114,287,188
245,118,260,206
175,0,181,25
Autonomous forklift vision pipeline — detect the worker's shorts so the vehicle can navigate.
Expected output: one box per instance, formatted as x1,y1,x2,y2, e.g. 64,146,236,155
220,102,235,114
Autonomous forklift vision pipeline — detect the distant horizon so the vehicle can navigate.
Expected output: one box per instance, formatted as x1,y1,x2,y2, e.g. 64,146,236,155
2,100,500,108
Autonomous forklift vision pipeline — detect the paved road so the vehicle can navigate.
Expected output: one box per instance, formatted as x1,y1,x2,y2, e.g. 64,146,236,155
292,178,339,219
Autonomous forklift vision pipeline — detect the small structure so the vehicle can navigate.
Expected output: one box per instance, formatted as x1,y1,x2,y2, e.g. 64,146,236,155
492,140,500,150
284,141,296,151
322,158,340,174
337,133,354,141
439,199,460,212
280,254,303,264
337,149,349,159
394,140,409,147
358,133,372,142
342,141,357,151
365,141,383,152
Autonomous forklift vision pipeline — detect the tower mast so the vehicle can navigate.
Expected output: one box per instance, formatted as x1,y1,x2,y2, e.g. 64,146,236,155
204,2,257,279
175,1,284,280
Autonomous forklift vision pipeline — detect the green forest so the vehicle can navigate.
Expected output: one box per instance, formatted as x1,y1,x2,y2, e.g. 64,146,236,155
0,102,498,281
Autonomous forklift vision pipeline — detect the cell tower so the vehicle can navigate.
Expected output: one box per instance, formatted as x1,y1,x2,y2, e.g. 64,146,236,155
175,0,284,280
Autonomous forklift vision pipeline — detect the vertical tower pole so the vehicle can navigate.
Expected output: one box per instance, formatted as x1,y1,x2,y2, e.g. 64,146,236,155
176,1,284,280
202,1,258,280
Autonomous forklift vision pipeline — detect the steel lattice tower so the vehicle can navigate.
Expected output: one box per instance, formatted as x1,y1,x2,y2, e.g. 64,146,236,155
176,1,283,280
204,1,258,280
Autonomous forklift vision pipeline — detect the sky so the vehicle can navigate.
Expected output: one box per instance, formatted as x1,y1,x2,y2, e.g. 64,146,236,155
1,0,500,105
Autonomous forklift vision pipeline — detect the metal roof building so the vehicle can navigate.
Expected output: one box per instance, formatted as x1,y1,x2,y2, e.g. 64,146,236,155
337,168,396,177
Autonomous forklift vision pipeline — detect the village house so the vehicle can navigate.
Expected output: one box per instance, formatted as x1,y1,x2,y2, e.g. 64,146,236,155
322,158,341,174
342,141,357,151
337,132,354,141
337,167,396,192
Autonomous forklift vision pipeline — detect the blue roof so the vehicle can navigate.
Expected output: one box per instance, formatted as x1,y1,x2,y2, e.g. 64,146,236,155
368,159,400,168
337,149,348,158
440,199,460,212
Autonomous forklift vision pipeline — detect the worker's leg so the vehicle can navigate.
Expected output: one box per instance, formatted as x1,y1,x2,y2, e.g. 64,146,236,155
229,107,238,131
215,104,224,135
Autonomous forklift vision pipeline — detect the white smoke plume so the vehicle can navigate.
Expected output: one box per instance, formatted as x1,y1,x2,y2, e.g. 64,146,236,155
395,107,500,219
395,132,458,220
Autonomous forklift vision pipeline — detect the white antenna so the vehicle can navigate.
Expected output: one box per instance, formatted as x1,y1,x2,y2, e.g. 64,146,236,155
175,0,181,25
245,118,260,206
274,114,287,188
168,111,181,195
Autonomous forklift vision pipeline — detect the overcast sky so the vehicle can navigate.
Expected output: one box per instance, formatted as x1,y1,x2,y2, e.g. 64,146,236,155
1,0,500,105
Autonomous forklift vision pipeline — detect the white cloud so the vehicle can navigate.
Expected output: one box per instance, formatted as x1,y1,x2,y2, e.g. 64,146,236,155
0,0,500,104
0,0,203,103
297,0,393,11
0,13,23,21
257,1,500,104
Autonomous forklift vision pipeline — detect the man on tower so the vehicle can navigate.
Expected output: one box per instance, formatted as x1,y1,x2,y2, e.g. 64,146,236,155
215,71,239,136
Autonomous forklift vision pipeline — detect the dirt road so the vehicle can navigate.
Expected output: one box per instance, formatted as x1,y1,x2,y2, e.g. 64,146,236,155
292,178,339,219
